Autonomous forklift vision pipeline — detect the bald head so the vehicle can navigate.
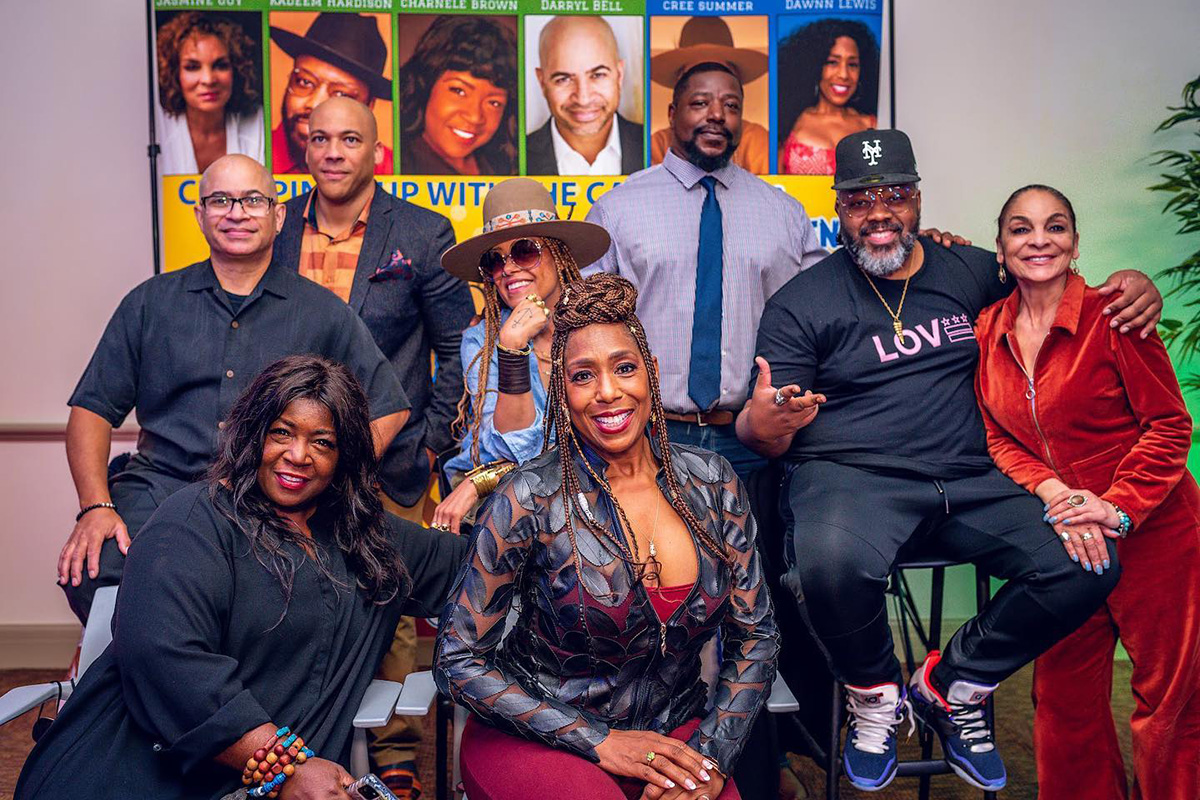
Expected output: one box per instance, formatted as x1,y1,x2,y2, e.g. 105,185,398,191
194,154,284,264
536,16,625,145
198,154,277,200
305,97,384,205
539,15,619,68
309,97,379,147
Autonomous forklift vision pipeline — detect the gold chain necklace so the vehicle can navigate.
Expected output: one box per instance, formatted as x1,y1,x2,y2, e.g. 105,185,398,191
859,268,912,336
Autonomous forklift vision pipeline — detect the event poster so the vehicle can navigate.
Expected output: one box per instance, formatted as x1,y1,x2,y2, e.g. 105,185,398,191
152,0,886,272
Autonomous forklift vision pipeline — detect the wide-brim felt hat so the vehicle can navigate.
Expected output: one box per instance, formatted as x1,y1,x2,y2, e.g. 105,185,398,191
650,17,769,87
440,178,612,283
271,13,392,100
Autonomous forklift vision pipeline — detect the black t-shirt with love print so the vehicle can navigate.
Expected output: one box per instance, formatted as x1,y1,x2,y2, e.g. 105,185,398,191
752,238,1012,479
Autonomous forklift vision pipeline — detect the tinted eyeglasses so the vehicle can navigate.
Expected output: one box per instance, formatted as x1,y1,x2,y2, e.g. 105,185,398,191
836,185,917,219
479,238,543,281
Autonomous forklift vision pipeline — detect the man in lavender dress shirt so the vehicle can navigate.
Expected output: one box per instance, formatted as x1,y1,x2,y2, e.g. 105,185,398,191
584,62,827,476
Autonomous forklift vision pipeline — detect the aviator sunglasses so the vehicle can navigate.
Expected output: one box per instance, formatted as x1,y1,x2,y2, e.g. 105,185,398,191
478,238,543,281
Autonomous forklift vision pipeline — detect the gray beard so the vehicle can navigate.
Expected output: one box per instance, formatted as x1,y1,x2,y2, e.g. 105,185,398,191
846,228,918,277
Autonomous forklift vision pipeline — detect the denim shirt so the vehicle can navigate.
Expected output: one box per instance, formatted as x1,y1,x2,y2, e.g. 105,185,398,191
433,438,779,771
445,310,548,475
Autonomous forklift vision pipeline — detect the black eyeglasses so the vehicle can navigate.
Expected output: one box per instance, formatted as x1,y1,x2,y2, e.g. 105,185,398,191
836,185,917,219
199,193,276,217
478,238,543,281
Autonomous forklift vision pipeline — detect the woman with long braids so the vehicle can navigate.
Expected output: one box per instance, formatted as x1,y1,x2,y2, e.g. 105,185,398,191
16,356,466,799
434,274,779,800
431,178,610,534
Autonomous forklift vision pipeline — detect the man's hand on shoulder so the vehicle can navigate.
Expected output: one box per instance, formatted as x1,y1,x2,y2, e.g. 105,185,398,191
919,228,973,248
1097,270,1163,338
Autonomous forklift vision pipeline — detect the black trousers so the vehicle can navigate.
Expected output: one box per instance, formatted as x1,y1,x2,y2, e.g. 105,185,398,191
61,462,188,624
780,460,1119,688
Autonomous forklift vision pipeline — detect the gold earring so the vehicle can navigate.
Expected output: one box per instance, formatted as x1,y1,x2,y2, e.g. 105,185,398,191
1071,258,1080,275
997,260,1007,284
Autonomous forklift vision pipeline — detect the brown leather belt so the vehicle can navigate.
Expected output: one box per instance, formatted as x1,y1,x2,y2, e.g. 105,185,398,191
661,409,735,427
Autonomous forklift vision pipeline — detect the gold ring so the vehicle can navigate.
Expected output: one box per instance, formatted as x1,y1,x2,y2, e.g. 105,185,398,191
525,294,540,303
1067,494,1088,507
433,522,450,532
645,751,656,764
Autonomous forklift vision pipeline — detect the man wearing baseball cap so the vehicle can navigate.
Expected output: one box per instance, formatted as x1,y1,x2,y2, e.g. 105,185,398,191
270,13,394,174
737,129,1163,792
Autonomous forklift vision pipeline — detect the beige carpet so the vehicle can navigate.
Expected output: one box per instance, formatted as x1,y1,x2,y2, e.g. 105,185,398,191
2,662,1137,799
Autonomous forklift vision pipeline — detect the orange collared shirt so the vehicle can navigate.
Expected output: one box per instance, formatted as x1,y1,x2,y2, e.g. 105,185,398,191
298,192,372,303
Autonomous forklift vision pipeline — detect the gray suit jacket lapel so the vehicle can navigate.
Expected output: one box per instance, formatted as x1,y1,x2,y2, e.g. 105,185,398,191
348,185,393,313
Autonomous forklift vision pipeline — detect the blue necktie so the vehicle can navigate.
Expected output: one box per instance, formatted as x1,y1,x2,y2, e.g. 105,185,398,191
688,176,723,411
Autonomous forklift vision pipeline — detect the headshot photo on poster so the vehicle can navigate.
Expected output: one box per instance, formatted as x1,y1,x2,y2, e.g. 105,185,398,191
648,15,770,175
524,15,645,177
154,10,265,176
268,11,394,175
397,15,519,177
776,13,880,175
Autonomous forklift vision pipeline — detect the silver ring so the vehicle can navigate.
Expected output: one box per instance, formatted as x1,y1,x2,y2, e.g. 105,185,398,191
1067,494,1088,507
1060,532,1071,542
773,388,787,406
1080,532,1094,541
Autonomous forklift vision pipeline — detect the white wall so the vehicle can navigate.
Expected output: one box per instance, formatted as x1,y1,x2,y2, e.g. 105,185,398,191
0,0,151,635
1,0,1198,645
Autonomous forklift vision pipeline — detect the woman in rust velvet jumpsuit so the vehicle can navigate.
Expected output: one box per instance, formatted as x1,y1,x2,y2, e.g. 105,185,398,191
975,184,1200,800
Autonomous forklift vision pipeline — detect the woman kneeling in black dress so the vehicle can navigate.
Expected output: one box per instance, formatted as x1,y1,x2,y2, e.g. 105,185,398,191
17,355,466,799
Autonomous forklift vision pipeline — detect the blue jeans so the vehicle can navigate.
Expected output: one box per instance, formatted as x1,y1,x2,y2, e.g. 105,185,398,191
663,420,765,481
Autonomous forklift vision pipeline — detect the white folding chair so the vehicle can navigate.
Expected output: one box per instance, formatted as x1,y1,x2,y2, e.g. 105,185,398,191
0,584,117,728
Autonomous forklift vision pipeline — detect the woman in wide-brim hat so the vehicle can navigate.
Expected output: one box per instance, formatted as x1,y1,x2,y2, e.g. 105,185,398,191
431,178,610,534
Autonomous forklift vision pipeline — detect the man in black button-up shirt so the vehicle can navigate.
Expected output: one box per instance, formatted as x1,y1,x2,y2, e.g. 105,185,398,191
58,154,409,623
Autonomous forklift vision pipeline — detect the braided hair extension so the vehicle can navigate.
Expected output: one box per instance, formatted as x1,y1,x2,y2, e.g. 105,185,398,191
542,273,733,585
450,237,583,466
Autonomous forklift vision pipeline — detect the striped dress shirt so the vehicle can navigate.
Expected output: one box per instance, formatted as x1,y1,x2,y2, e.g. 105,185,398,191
584,149,828,413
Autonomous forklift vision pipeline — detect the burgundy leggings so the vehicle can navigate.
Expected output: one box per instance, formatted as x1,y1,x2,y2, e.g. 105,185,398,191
460,715,741,800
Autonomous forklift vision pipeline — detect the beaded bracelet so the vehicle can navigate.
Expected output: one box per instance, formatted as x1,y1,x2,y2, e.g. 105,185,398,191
76,502,118,522
1111,504,1132,538
241,726,313,798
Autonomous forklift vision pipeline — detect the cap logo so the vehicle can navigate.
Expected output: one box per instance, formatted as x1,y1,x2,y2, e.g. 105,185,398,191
481,208,557,235
862,139,882,166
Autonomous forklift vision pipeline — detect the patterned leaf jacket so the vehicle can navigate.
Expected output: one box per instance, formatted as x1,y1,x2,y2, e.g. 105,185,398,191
433,438,780,772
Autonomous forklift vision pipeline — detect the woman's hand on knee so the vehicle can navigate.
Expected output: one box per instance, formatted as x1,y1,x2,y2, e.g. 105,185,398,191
642,773,726,800
1052,520,1113,576
594,730,710,794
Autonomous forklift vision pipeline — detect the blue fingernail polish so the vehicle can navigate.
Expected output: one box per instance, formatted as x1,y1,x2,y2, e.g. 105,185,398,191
1071,554,1079,562
1043,503,1049,511
1103,559,1110,569
1084,562,1092,571
1095,565,1103,575
1043,514,1049,522
1064,519,1072,525
1049,516,1058,523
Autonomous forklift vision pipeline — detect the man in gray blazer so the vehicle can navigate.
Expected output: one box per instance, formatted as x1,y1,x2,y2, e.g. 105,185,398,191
275,98,474,798
526,15,644,176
